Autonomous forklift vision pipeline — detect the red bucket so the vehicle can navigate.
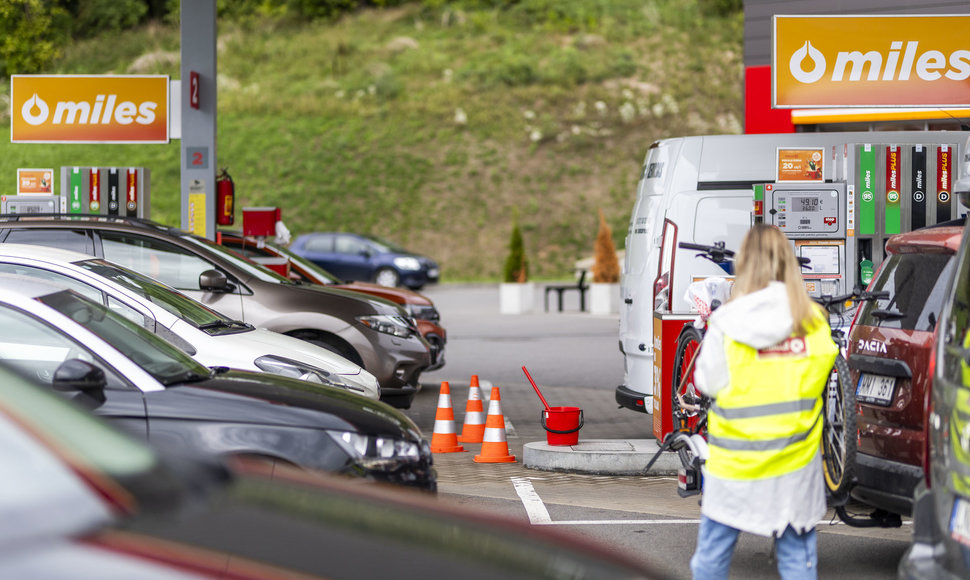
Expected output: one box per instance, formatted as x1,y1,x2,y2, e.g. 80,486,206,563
541,406,584,446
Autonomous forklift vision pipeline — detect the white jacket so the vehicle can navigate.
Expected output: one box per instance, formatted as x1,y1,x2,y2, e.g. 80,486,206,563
694,282,827,537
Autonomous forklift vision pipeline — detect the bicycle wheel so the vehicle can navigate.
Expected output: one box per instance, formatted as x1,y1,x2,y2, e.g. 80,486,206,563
821,354,857,498
671,324,705,431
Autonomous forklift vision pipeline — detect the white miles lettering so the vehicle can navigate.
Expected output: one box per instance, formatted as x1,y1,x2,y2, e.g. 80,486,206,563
790,40,970,84
39,94,157,125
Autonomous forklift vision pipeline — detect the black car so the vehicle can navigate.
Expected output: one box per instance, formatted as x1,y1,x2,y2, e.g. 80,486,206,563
898,210,970,576
0,277,435,492
289,231,440,290
0,361,659,580
0,215,430,408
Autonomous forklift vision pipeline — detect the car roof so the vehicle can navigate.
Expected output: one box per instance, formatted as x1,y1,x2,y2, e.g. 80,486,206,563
885,225,964,255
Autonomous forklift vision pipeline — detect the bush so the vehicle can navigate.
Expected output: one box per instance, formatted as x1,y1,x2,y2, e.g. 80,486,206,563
592,209,620,283
503,217,528,283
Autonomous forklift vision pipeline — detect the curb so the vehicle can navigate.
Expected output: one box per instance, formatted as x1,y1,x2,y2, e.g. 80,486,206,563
522,439,682,476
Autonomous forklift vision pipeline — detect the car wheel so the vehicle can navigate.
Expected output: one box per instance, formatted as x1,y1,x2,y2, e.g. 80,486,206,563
374,267,400,287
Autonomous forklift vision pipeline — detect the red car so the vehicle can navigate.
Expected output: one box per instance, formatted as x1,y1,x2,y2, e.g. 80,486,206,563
846,225,963,518
218,232,447,371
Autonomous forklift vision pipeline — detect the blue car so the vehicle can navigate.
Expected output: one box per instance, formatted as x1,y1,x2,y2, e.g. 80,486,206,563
289,232,439,290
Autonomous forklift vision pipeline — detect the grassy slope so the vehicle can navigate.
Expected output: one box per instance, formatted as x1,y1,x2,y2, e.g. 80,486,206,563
0,1,743,281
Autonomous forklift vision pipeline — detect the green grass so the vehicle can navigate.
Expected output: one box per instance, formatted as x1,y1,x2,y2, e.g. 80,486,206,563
0,0,743,282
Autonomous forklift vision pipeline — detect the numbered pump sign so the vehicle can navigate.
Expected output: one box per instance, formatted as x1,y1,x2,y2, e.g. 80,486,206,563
60,167,151,218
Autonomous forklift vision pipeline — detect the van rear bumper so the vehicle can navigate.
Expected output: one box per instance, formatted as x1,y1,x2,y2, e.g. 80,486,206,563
615,385,651,413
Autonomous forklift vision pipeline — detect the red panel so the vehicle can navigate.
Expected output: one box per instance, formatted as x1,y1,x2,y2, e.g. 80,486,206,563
744,65,794,134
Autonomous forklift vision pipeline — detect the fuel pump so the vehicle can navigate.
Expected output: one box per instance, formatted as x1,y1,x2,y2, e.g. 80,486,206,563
759,182,850,296
216,168,235,226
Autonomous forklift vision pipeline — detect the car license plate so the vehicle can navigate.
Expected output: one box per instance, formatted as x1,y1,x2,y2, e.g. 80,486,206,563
950,497,970,547
856,373,896,406
428,268,439,278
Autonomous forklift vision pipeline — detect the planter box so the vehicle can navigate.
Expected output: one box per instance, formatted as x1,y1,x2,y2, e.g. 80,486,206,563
500,282,536,314
589,283,619,315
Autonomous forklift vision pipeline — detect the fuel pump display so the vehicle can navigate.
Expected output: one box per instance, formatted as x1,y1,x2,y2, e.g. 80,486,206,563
759,182,848,296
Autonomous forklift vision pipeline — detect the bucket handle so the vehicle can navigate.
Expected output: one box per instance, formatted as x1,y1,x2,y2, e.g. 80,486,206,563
540,410,584,434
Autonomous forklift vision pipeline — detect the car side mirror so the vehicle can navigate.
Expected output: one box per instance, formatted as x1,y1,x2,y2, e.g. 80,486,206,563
53,359,106,392
199,269,232,292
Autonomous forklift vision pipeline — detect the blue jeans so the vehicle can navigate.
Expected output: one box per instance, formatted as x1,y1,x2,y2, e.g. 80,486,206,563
690,516,818,580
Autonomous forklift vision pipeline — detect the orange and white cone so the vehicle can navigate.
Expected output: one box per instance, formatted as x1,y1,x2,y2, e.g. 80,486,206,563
474,386,516,463
458,375,486,443
430,381,465,453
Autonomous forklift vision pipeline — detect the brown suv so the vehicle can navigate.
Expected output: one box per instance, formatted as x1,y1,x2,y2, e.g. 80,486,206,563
0,215,431,408
846,225,963,517
217,231,447,371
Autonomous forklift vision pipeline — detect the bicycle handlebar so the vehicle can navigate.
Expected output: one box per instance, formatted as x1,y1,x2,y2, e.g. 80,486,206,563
678,241,812,268
814,286,888,312
678,241,735,264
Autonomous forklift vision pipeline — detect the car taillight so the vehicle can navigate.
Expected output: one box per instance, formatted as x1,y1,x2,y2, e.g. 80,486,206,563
654,273,669,310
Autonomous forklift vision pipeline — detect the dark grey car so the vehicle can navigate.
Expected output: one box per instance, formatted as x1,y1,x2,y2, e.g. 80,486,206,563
0,216,431,408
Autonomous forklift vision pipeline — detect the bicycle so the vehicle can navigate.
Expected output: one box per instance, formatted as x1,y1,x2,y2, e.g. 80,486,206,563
646,241,886,504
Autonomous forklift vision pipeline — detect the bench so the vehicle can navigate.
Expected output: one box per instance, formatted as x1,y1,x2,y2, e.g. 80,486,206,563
544,270,589,312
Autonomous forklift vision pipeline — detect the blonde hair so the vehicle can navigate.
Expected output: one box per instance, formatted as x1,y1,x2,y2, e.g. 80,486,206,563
731,225,822,336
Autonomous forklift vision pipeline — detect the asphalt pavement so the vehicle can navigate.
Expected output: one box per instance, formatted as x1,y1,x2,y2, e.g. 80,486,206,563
414,283,679,474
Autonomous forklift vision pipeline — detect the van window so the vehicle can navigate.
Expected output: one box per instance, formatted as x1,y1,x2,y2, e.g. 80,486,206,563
857,253,955,332
692,196,751,248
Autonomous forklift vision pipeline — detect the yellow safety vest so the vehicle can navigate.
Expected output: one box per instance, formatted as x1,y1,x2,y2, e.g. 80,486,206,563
706,314,838,481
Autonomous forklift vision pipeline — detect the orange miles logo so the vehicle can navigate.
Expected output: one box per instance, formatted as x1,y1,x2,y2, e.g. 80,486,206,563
11,75,169,143
773,15,970,108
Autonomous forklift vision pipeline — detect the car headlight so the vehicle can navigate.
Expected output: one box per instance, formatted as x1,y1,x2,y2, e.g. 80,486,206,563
254,355,356,390
333,431,421,468
356,314,414,338
393,256,421,271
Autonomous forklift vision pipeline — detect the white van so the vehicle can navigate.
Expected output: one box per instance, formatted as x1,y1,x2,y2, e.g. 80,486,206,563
617,131,967,416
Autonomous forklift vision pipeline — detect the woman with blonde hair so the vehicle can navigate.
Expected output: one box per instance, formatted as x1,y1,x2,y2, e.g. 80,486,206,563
690,224,837,580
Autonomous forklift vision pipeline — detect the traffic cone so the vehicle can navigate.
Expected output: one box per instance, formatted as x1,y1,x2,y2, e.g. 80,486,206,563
458,375,486,443
430,381,465,453
474,386,516,463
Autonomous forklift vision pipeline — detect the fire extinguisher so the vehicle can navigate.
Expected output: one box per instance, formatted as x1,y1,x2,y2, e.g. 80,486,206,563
216,168,235,226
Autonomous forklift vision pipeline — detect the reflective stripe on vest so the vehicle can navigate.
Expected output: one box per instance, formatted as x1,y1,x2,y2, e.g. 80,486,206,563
706,314,838,481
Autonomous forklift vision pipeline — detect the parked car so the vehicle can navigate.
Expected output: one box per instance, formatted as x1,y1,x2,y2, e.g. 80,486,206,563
0,277,436,491
0,243,381,399
218,231,447,370
0,216,429,408
846,225,963,519
0,362,659,580
289,231,439,291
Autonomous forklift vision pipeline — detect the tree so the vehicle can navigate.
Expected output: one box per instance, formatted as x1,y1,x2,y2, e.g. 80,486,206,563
592,208,620,283
503,217,528,283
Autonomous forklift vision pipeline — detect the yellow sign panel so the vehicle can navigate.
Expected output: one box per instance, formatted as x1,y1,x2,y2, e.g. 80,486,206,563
774,15,970,108
10,75,169,143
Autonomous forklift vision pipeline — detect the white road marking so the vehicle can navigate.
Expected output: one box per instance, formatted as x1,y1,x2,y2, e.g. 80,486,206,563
511,476,552,524
510,477,908,527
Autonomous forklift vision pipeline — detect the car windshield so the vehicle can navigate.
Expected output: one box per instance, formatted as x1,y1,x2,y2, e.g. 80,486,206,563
857,252,955,332
36,291,211,385
181,234,292,284
77,259,241,329
362,234,409,254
